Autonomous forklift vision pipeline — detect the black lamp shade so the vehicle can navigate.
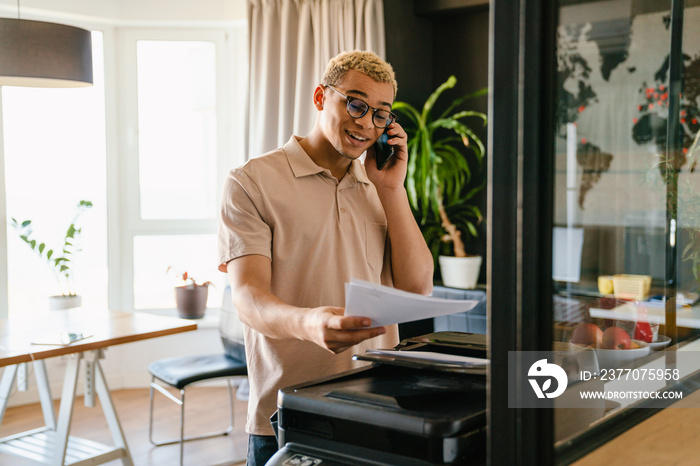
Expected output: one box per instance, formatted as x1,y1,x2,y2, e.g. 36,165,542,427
0,18,93,88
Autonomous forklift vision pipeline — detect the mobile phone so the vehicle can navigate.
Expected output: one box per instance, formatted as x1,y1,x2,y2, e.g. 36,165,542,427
373,130,395,170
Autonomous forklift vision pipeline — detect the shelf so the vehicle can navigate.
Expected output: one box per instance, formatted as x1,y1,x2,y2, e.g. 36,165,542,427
0,427,127,465
589,301,700,329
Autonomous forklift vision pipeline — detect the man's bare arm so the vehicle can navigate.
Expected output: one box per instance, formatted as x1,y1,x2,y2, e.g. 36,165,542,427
226,254,386,354
366,121,434,295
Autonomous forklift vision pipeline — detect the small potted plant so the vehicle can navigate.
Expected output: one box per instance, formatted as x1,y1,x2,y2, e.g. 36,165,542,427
167,267,212,319
10,200,93,309
393,76,487,288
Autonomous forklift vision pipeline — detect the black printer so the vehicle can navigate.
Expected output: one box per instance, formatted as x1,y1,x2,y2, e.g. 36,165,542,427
267,331,488,466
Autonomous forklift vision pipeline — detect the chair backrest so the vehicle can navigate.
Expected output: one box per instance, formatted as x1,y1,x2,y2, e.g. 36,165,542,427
219,284,246,362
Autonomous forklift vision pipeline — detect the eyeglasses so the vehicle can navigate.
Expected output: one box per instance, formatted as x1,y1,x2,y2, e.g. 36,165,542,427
325,85,397,128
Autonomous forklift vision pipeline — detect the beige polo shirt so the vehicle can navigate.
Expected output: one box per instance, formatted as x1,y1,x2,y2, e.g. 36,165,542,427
218,136,400,436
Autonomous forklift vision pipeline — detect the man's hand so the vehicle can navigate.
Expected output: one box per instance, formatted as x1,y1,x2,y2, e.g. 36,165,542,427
365,121,408,189
305,307,386,354
228,256,388,353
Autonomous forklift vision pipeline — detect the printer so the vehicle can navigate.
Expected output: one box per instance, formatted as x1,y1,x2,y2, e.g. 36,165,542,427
267,331,488,466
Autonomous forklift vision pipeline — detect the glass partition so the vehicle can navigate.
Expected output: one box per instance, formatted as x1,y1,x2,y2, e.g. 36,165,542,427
552,0,700,444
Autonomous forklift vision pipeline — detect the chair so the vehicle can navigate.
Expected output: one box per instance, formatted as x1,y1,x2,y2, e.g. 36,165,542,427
148,286,247,465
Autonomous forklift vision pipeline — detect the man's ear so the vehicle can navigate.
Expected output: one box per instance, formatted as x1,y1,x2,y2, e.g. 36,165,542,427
313,85,325,110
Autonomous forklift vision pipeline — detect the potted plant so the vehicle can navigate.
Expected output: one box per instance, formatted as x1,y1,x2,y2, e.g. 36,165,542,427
393,76,487,289
167,267,212,319
10,200,93,309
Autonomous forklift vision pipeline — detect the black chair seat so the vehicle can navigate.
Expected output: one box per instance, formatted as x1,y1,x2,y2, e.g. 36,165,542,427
148,354,247,390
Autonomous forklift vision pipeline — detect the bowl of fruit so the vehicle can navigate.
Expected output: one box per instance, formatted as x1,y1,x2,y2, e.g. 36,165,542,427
570,323,650,370
648,335,671,351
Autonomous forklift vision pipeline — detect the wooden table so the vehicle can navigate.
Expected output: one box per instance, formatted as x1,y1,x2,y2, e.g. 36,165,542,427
0,309,197,465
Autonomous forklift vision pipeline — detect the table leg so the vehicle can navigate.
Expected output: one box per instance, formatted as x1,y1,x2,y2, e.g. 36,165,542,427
50,351,134,466
92,352,134,466
52,354,81,466
84,356,95,408
34,360,57,430
0,365,18,424
17,363,28,391
0,361,55,429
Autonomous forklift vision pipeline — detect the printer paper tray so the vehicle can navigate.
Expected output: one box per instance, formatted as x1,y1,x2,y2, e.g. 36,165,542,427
354,346,488,375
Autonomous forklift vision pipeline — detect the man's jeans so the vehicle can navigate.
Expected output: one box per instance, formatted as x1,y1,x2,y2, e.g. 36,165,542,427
247,434,278,465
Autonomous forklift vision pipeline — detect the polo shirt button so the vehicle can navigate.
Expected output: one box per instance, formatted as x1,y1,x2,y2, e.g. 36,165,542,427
340,208,346,213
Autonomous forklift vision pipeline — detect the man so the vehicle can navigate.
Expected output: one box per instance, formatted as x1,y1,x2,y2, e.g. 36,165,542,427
218,50,433,465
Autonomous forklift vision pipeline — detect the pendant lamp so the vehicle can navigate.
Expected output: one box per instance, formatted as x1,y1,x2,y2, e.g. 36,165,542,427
0,17,93,88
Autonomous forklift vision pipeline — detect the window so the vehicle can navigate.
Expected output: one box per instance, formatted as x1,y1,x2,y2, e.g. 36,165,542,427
1,22,247,317
2,32,107,316
133,234,219,310
119,30,236,311
551,0,700,454
136,40,218,221
490,1,700,462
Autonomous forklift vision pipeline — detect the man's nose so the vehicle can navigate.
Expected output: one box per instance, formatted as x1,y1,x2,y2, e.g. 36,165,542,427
355,111,374,129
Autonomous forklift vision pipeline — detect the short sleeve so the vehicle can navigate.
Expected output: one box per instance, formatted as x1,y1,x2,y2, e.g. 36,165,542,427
218,169,273,272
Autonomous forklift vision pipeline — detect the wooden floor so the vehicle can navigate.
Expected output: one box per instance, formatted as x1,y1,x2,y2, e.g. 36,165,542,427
0,386,248,466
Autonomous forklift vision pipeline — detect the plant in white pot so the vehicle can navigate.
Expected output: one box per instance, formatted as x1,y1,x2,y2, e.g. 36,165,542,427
167,267,212,319
10,200,93,309
393,76,487,289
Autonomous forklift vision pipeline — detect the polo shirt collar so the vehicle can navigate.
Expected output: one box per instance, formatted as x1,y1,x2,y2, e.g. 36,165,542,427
347,159,371,185
284,136,371,185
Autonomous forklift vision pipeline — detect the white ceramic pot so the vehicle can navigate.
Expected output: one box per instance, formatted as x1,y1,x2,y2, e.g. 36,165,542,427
439,255,482,289
48,295,82,310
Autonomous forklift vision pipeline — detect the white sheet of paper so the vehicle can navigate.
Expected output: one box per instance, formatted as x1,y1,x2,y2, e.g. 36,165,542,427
31,332,93,346
345,279,478,327
365,349,489,366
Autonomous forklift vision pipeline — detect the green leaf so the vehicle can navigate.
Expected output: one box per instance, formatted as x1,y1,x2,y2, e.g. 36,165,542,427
38,243,45,253
441,87,488,119
399,76,488,265
422,75,457,121
392,101,421,128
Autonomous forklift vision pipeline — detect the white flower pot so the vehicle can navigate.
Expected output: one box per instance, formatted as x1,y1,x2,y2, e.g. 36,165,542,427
48,295,82,310
439,255,482,289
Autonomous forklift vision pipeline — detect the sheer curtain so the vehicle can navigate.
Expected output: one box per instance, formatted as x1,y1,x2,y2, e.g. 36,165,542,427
246,0,386,159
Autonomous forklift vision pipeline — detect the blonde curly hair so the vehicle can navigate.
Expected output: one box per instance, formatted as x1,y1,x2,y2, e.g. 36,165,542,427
322,50,397,98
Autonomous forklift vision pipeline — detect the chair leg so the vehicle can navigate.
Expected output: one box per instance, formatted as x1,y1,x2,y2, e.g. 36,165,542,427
179,388,185,466
148,376,159,446
148,376,240,459
225,379,235,434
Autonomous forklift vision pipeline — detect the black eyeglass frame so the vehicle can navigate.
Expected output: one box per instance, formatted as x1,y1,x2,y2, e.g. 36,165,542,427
325,85,397,128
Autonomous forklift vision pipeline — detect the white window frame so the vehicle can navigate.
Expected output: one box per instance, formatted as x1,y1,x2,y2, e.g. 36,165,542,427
0,15,114,320
0,93,8,319
113,28,234,312
1,10,248,318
